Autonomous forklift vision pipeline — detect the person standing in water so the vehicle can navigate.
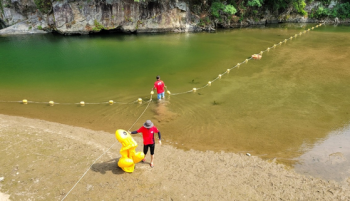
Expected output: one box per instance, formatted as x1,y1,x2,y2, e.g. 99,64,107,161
153,75,166,100
130,120,161,168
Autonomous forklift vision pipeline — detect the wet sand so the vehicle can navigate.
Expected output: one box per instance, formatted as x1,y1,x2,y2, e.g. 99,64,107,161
1,114,350,200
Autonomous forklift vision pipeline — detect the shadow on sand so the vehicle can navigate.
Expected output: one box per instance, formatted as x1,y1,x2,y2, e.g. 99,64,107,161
91,158,125,175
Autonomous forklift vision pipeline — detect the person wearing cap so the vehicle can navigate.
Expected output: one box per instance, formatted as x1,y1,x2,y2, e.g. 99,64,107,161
152,75,166,100
130,120,161,168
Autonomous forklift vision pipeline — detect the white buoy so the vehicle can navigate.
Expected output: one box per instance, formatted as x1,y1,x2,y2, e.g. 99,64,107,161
167,90,171,95
218,74,222,78
151,91,154,95
237,63,240,68
208,81,211,86
138,98,142,103
245,59,248,63
308,28,310,31
22,99,28,104
260,51,263,55
273,44,276,48
279,42,282,45
80,101,85,106
193,88,196,92
49,101,54,106
267,48,270,52
109,100,114,105
246,153,251,156
227,69,230,73
290,36,293,40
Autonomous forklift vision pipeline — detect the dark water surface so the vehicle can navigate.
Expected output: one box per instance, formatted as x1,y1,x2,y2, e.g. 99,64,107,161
1,24,350,184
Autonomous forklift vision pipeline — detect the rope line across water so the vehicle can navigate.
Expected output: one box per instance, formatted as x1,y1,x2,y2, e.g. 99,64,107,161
0,24,324,105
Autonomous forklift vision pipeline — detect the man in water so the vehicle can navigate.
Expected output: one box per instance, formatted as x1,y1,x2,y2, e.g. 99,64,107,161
153,75,166,100
130,120,161,168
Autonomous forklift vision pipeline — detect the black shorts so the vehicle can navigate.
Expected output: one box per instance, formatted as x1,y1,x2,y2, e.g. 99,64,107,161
143,144,155,155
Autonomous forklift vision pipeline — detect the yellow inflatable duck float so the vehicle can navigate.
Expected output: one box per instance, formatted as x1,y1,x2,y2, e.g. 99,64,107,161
115,129,145,172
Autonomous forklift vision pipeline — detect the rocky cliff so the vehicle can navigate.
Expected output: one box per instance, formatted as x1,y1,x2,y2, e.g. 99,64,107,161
0,0,348,35
0,0,202,34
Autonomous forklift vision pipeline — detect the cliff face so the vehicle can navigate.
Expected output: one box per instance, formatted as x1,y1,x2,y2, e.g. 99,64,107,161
0,0,201,34
0,0,348,35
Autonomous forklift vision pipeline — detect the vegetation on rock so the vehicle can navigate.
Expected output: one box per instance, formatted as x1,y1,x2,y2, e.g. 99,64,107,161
34,0,52,14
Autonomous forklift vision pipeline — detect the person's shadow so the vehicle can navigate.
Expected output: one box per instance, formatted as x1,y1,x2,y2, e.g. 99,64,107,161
91,158,125,175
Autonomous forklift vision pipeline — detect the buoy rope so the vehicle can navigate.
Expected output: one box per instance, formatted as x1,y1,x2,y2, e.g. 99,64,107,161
61,94,153,201
169,23,326,95
0,24,324,105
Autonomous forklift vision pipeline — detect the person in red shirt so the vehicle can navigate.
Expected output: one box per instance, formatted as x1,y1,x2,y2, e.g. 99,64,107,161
153,75,166,100
130,120,161,168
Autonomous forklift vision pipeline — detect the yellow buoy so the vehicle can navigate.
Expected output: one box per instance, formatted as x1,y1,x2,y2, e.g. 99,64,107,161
308,29,310,31
316,25,318,28
237,63,240,68
227,69,230,73
284,39,287,43
167,90,171,95
260,51,263,55
22,99,28,104
273,44,276,48
294,34,297,37
208,81,211,86
279,42,282,45
267,48,270,52
245,59,248,63
218,74,222,78
109,100,114,105
80,101,85,106
137,98,142,103
312,27,314,30
150,91,154,95
193,88,196,92
49,101,54,106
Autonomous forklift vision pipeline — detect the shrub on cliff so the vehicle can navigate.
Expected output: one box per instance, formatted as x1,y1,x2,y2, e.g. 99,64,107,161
34,0,52,14
211,1,237,18
309,2,350,19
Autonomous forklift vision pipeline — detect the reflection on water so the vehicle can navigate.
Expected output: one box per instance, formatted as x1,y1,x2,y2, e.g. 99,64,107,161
294,124,350,185
1,24,350,183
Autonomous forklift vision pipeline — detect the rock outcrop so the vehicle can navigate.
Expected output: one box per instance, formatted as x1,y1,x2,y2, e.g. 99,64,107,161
0,0,202,35
0,0,349,35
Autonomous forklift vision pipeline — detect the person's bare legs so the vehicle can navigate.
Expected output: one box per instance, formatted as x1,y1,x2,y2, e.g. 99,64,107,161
150,155,154,167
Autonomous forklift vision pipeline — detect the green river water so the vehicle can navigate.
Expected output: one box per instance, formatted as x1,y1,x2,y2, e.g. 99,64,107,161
1,23,350,184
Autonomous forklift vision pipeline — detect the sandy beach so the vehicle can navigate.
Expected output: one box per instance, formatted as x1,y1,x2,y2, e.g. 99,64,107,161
0,114,350,200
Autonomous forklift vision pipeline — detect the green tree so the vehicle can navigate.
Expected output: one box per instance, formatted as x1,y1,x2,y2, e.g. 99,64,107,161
247,0,264,7
293,0,307,15
211,2,237,18
224,5,237,15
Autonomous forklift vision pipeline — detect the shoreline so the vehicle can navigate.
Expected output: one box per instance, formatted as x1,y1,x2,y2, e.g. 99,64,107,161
1,114,350,200
1,21,349,36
